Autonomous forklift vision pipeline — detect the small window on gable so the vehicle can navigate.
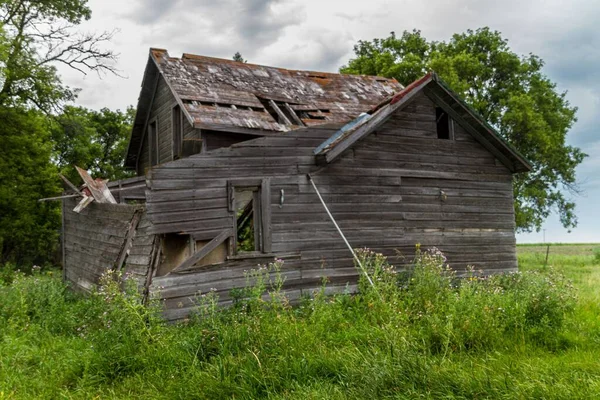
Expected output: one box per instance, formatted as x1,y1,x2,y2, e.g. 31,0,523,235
149,120,158,166
229,179,272,255
172,105,183,159
436,107,451,140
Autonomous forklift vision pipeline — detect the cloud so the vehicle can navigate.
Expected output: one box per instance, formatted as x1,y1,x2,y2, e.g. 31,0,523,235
130,0,182,25
128,0,305,57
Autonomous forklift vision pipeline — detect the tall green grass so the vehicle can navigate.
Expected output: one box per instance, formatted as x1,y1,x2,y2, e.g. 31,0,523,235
0,245,599,399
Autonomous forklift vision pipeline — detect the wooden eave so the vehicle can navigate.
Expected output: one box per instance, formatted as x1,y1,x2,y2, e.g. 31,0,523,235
314,72,532,174
124,53,160,169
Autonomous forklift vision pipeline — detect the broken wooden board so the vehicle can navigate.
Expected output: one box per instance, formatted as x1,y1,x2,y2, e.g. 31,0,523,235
76,166,117,204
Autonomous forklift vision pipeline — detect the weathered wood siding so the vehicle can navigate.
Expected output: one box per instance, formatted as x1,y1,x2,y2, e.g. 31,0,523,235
146,92,518,320
137,76,199,175
107,175,147,203
63,198,154,291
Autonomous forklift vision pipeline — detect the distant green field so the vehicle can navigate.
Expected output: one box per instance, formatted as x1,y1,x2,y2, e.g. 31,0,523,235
518,242,600,256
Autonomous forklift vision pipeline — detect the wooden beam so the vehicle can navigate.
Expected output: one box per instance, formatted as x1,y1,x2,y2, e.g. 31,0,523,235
283,102,305,126
114,210,143,272
73,195,94,213
169,229,232,274
268,99,292,125
143,235,161,305
59,174,83,196
39,194,80,202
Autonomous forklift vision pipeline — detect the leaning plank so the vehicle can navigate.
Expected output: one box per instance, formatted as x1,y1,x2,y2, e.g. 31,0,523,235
114,210,143,271
268,100,292,125
59,174,84,196
169,228,232,274
73,195,94,213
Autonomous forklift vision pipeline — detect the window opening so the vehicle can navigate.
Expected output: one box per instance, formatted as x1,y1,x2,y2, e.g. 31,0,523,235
436,107,450,140
149,120,158,165
235,187,262,252
172,105,182,159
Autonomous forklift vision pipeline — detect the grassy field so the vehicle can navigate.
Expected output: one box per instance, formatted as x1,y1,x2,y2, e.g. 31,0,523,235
0,244,599,399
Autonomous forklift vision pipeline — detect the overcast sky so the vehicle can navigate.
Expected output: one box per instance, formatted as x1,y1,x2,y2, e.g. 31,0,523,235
58,0,599,243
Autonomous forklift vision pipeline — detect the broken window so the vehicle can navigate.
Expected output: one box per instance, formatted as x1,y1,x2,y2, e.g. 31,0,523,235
436,107,451,140
149,120,159,165
229,179,271,255
172,105,183,159
234,187,261,252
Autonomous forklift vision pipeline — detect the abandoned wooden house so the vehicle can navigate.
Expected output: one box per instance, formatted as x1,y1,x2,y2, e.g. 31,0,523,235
62,48,531,320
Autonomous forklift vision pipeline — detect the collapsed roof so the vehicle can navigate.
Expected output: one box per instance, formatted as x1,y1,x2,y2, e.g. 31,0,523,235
125,48,402,168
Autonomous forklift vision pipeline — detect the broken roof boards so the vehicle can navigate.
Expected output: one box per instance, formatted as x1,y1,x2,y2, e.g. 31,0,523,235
125,48,402,168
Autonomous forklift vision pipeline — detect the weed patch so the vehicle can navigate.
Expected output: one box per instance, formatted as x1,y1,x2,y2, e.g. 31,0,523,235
0,246,598,399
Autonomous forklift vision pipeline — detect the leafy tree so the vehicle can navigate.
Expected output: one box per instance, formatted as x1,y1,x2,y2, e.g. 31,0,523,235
0,0,116,112
51,106,135,184
233,52,246,63
0,0,118,266
341,28,585,232
0,107,61,266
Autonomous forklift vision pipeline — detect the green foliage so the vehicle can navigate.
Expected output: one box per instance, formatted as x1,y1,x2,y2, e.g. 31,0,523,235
0,0,121,268
0,107,61,265
0,0,115,112
51,105,135,183
341,28,586,232
1,249,598,398
233,51,246,63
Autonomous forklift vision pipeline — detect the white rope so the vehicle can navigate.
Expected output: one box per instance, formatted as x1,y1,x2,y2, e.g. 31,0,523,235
307,174,375,288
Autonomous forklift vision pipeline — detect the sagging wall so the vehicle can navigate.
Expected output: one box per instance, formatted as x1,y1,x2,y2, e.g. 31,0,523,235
145,92,517,321
63,198,157,292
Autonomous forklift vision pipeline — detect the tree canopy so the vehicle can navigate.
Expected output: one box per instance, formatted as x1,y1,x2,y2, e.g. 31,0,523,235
233,52,247,63
51,106,135,184
341,28,585,232
0,0,116,112
0,0,126,266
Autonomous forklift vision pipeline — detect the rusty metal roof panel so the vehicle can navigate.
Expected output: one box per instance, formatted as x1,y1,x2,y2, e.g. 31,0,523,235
153,50,402,132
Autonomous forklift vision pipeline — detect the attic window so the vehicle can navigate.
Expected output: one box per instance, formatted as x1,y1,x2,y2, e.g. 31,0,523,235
436,107,451,140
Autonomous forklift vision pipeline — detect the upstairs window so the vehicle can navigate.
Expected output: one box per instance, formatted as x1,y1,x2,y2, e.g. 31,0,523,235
172,105,183,159
148,120,158,166
436,107,451,140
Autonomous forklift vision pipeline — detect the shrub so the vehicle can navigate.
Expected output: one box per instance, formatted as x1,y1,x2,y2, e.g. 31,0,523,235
354,246,577,352
83,269,166,382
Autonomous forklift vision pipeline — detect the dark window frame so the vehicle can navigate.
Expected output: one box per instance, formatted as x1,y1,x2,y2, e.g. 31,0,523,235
172,105,183,160
435,107,454,140
148,118,159,166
